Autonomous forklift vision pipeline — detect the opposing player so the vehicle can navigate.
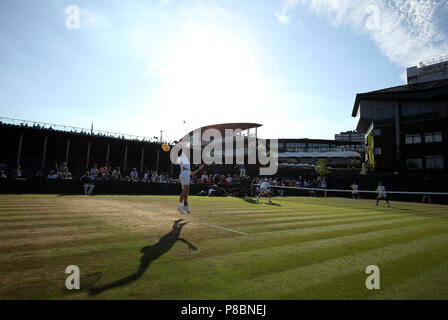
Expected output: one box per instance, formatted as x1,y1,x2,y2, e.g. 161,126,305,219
257,178,273,204
176,144,204,214
376,182,391,208
351,181,360,200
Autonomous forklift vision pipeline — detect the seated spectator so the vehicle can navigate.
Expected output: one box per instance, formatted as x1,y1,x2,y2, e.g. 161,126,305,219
13,165,22,178
143,170,149,182
201,173,208,184
60,162,69,177
47,170,58,179
80,171,94,195
64,172,73,180
111,167,121,180
0,170,6,179
130,168,139,181
90,164,99,179
207,174,213,184
221,175,228,185
226,175,233,184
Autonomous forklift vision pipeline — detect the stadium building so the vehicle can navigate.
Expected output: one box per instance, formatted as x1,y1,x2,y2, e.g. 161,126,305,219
276,138,364,172
181,123,364,173
334,131,365,143
352,57,448,173
0,117,173,177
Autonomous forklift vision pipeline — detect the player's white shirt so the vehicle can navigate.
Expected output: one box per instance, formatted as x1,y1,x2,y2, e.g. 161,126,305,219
352,184,359,193
377,185,387,195
177,153,191,186
260,181,270,191
177,153,190,172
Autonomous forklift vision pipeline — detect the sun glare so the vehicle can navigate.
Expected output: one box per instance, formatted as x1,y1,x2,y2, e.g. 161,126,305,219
157,24,270,134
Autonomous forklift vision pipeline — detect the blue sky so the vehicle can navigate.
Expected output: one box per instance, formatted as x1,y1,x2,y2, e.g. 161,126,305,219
1,0,447,141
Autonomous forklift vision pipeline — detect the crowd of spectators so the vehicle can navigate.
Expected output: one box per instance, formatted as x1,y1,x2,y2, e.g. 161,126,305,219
252,175,327,189
2,162,328,189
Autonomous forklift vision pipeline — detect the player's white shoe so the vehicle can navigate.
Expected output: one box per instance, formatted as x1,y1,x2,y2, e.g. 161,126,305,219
177,205,185,214
387,204,391,208
184,206,191,214
268,199,273,204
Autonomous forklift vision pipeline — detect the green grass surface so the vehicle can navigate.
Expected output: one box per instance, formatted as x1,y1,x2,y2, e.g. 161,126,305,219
1,194,447,300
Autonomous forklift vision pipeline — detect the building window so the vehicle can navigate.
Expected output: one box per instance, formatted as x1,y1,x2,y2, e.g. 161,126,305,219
374,148,382,155
426,156,444,169
424,132,443,143
405,134,421,144
406,158,423,170
373,129,382,136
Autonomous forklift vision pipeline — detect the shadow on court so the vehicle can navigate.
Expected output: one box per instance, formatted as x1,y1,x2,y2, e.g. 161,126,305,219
88,218,197,296
242,197,258,204
265,202,282,207
241,197,282,206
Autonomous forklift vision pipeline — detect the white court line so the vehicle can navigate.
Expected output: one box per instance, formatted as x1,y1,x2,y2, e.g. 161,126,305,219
190,220,250,236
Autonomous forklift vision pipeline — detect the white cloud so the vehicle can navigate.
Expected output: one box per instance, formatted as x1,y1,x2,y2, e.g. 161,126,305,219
276,0,448,68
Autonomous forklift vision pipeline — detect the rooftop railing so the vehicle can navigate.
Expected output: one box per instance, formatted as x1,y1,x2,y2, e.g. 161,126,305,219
0,116,173,144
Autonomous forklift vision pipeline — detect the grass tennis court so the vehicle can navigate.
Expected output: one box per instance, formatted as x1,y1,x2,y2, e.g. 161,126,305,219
1,194,448,300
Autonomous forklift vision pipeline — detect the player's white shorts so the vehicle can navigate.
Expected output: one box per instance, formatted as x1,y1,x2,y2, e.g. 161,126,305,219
179,170,191,186
260,186,269,193
352,190,359,194
377,193,387,199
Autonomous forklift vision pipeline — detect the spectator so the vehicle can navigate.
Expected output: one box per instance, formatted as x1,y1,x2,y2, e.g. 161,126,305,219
90,164,99,179
64,172,73,180
47,170,58,179
60,162,69,177
221,175,228,186
0,170,6,179
80,171,94,195
143,170,149,182
111,167,121,180
238,164,246,177
13,165,22,178
207,174,213,184
130,168,139,181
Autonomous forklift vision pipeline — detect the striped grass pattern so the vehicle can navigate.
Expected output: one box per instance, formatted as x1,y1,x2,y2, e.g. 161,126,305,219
0,194,447,300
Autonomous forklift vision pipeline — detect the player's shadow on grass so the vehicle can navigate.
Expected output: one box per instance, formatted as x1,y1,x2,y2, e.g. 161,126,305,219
88,218,197,296
265,202,282,207
241,197,282,206
242,197,258,204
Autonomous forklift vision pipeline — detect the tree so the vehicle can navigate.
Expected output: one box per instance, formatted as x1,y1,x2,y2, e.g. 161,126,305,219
360,161,376,175
315,159,330,176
